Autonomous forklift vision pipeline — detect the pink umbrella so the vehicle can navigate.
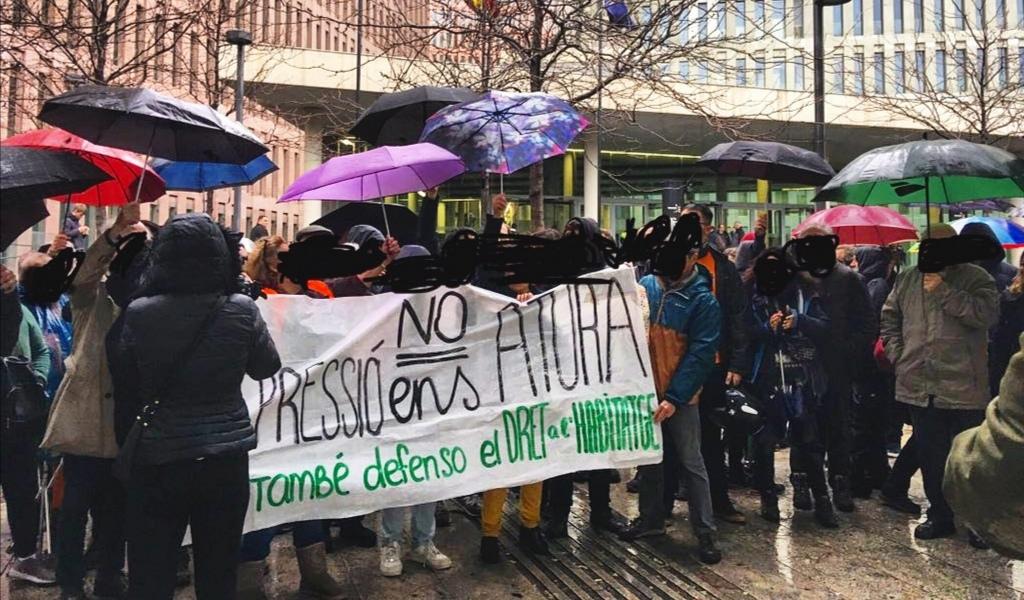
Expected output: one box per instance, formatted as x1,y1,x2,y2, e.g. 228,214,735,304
279,143,464,236
793,205,918,246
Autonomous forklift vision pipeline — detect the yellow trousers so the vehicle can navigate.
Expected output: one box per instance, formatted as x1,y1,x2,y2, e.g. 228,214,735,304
480,482,543,538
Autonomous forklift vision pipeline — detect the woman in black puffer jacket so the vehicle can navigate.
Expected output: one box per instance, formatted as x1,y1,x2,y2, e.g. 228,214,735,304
110,213,280,600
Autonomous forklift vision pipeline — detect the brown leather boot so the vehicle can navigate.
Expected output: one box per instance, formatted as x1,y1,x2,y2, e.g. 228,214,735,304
296,542,346,599
235,560,268,600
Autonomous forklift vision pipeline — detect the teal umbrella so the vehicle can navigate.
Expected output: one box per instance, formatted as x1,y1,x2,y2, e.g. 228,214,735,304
814,140,1024,224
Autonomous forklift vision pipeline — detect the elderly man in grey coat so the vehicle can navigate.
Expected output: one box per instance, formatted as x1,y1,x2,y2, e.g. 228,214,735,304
880,223,999,549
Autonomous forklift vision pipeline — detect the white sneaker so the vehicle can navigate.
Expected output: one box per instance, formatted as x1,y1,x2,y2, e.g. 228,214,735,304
8,553,56,585
410,542,452,571
379,541,403,577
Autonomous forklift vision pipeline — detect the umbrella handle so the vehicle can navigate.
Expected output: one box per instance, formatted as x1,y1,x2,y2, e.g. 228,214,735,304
132,128,157,205
380,202,391,238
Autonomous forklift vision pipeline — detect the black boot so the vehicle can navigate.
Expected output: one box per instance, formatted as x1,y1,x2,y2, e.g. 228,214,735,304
813,494,839,529
696,533,722,564
625,472,641,493
544,518,569,539
790,473,812,511
831,475,856,512
480,537,502,564
518,525,551,556
590,511,627,535
760,492,780,523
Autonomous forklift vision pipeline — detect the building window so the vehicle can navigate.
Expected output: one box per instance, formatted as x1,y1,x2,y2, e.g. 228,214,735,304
698,60,709,82
873,52,885,93
995,0,1006,27
735,1,746,34
713,2,726,37
853,0,863,34
698,3,708,40
772,0,785,31
894,0,904,31
852,52,865,94
754,0,765,28
955,48,967,91
735,58,746,85
833,4,844,34
913,0,924,32
793,0,805,36
953,0,965,28
997,47,1008,87
773,52,787,88
794,54,805,89
975,0,984,28
895,50,906,92
680,8,690,43
936,48,947,91
1019,0,1024,27
915,49,926,91
977,48,987,86
934,0,944,30
755,54,766,86
831,55,844,93
873,0,884,32
679,60,690,79
1019,48,1024,84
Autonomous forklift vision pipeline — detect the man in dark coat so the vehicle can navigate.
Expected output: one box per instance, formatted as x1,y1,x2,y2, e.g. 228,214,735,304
790,226,876,514
63,204,90,251
961,222,1016,292
677,204,751,524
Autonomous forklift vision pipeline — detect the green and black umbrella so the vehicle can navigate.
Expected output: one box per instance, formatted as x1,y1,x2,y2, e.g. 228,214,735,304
814,140,1024,210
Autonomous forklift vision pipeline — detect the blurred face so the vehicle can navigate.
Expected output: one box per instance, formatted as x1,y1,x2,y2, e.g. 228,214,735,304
681,249,700,279
681,209,712,245
259,215,269,226
72,208,85,218
267,241,288,274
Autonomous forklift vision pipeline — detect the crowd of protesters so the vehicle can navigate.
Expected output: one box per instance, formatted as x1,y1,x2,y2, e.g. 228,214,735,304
1,192,1022,600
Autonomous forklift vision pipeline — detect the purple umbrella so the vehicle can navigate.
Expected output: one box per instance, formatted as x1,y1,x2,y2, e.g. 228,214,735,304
278,143,465,235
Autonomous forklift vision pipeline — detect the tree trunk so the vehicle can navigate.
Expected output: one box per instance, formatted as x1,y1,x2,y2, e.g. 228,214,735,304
528,0,545,231
529,162,544,230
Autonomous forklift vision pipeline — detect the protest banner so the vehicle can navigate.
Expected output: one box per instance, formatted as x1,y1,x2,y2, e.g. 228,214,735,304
241,266,661,533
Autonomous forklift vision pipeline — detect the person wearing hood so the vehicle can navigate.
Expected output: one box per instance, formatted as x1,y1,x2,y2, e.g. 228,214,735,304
619,221,723,565
880,223,998,548
17,238,74,400
38,204,145,599
849,246,898,499
110,213,281,599
989,255,1024,398
961,221,1016,292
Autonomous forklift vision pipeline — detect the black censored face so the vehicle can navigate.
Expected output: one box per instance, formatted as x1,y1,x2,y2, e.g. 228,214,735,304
918,234,1004,273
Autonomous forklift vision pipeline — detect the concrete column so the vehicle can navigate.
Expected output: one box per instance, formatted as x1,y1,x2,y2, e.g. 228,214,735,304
301,120,325,227
583,133,599,220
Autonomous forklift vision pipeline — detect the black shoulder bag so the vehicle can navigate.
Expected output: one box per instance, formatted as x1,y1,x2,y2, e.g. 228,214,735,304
1,356,49,435
113,295,228,482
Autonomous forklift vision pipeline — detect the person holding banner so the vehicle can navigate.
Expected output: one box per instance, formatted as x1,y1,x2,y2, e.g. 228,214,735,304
620,216,723,565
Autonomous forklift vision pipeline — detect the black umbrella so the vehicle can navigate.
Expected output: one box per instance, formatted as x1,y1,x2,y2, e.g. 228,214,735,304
313,202,420,245
1,196,49,252
1,147,111,203
697,140,835,186
38,85,267,164
350,86,479,146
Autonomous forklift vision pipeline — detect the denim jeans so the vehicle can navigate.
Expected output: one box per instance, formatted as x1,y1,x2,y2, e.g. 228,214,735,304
379,502,436,547
637,404,716,536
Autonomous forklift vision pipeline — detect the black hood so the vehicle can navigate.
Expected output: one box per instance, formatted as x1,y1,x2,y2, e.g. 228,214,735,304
565,217,600,241
961,222,1007,271
854,246,889,281
135,213,241,297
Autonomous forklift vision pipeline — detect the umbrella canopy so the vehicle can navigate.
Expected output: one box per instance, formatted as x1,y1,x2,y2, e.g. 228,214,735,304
697,140,835,186
419,90,588,174
950,216,1024,249
1,196,49,252
38,85,268,164
3,128,166,205
313,202,419,245
279,143,465,202
1,147,111,203
793,205,918,246
814,140,1024,206
152,155,277,192
350,86,478,146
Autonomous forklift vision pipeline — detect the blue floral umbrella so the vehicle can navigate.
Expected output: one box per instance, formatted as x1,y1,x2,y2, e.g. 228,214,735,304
419,91,588,176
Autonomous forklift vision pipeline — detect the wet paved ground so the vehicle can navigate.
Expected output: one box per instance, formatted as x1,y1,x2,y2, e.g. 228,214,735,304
3,445,1022,599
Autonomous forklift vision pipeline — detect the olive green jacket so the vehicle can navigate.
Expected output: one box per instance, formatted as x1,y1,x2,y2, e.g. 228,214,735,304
944,333,1024,559
880,263,999,410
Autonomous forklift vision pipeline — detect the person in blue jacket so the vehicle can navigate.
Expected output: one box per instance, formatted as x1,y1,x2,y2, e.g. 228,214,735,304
619,220,723,565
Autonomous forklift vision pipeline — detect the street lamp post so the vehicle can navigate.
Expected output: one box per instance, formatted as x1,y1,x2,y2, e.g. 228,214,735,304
226,29,252,232
814,0,850,161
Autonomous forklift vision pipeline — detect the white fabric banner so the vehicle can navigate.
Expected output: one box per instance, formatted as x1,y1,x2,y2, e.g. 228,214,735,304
241,266,662,533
